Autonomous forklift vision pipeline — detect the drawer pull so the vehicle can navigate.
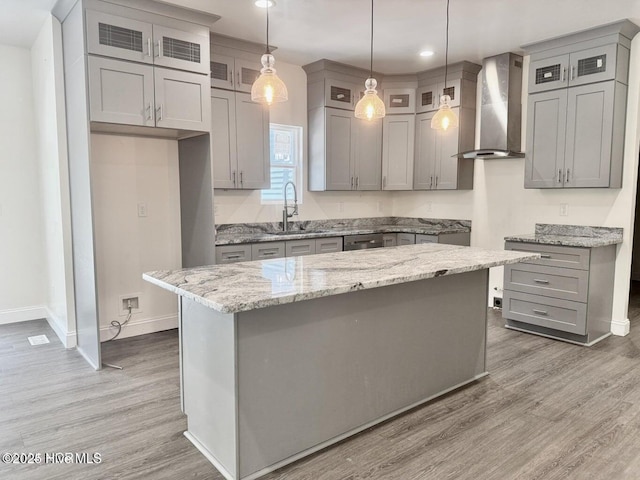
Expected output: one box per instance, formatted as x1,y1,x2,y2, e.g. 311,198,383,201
533,279,550,284
226,255,241,259
263,252,276,256
532,309,548,316
539,254,552,259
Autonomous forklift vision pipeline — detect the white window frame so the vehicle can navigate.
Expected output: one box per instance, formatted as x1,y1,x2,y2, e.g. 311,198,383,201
261,123,303,205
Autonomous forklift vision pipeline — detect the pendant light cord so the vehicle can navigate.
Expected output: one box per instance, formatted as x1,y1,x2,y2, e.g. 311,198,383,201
370,0,374,77
444,0,450,87
266,3,270,54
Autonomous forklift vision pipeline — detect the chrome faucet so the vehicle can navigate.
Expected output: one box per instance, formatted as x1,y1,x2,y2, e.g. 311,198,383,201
282,181,298,232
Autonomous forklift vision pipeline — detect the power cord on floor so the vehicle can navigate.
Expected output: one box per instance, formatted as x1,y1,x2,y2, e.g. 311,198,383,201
105,304,132,342
102,304,133,370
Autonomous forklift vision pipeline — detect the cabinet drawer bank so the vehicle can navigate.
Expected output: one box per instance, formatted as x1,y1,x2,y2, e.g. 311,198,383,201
144,244,537,480
503,239,617,346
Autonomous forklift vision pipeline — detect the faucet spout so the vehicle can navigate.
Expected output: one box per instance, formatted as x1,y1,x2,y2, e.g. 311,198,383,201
283,181,298,232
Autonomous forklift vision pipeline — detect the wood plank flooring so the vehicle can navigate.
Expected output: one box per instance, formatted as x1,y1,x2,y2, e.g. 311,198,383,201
3,289,640,479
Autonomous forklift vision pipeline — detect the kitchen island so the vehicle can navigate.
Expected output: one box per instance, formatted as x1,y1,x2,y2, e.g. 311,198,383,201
144,244,538,480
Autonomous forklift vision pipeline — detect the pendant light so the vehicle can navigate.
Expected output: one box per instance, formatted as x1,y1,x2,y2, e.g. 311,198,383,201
431,0,458,131
251,2,288,105
354,0,385,121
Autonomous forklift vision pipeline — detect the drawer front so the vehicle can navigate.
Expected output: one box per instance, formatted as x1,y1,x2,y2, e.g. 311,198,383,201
416,234,438,244
315,237,343,254
503,290,587,335
252,242,285,260
285,240,316,257
504,263,589,303
397,233,416,245
216,245,252,264
383,234,397,247
505,242,590,270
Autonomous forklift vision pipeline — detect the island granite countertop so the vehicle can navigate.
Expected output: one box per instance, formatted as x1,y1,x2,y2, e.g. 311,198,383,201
505,224,623,248
144,243,538,314
215,217,471,245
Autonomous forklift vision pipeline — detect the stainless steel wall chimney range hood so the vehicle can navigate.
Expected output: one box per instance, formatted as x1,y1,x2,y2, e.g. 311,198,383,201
458,52,524,159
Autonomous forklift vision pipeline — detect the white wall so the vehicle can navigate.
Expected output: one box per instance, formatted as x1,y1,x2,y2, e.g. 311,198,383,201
0,44,47,324
213,60,395,224
91,134,182,340
30,15,76,346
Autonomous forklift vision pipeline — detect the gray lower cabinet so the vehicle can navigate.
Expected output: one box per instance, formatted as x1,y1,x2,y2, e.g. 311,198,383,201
251,242,285,260
416,234,437,244
383,234,397,247
315,237,343,254
398,232,471,246
215,244,252,264
285,240,316,257
397,233,416,245
503,241,616,345
88,56,209,131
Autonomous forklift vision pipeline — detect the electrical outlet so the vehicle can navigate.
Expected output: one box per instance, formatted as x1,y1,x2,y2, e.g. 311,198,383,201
493,297,503,309
559,203,568,216
118,294,142,316
138,203,148,217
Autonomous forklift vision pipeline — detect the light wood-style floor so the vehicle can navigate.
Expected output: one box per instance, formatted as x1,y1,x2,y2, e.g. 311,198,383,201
3,287,640,479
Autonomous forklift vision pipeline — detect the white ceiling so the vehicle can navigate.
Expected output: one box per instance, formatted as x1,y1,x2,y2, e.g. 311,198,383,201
3,0,640,74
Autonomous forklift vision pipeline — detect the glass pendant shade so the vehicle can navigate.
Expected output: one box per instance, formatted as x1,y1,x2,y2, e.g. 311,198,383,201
354,78,385,120
431,94,458,131
251,54,288,105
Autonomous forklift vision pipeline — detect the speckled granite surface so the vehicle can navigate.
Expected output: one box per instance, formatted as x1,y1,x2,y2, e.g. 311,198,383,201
216,217,471,245
505,224,623,248
144,243,537,314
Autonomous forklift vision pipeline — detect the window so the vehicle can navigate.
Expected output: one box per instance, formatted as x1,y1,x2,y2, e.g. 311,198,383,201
261,124,303,204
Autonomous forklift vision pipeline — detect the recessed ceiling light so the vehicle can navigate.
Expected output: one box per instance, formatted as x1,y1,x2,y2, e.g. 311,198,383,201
255,0,275,7
420,50,435,57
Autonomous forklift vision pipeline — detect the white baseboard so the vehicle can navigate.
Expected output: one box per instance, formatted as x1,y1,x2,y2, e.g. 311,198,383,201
0,306,48,325
44,308,76,348
611,317,630,337
99,314,178,342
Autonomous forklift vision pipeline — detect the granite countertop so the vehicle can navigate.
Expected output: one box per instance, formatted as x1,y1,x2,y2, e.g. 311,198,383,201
215,217,471,245
143,244,538,314
505,224,623,248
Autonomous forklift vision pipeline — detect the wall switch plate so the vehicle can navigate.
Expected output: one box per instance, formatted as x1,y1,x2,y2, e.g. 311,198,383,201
118,294,142,316
137,203,148,217
560,203,568,216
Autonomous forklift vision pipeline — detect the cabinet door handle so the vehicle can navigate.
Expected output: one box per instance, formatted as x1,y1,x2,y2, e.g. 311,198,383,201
566,169,571,183
237,71,241,86
558,169,563,183
240,171,244,186
155,40,162,58
263,252,275,256
226,255,241,259
430,176,433,189
147,38,152,57
561,67,566,82
156,104,163,121
146,103,153,120
356,176,359,188
435,176,438,187
351,177,354,189
570,65,575,80
532,309,548,316
382,175,386,188
533,279,550,284
229,70,233,85
232,170,236,187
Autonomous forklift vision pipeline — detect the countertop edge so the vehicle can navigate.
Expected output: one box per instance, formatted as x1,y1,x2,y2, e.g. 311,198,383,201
504,236,623,248
143,253,539,314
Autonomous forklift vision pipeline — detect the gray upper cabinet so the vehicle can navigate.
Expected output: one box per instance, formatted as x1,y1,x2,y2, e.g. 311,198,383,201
414,107,474,190
210,53,261,92
88,56,154,126
312,106,382,191
324,79,359,110
88,56,209,131
382,114,415,190
86,10,153,64
211,89,269,189
523,21,638,189
86,9,209,74
416,79,461,113
383,88,415,115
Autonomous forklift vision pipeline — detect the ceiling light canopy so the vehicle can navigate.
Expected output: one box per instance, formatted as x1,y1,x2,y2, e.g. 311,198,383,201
251,1,288,105
431,0,457,131
254,1,275,8
354,0,385,121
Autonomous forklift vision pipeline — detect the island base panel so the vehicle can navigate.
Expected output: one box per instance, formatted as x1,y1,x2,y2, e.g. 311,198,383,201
182,269,489,480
